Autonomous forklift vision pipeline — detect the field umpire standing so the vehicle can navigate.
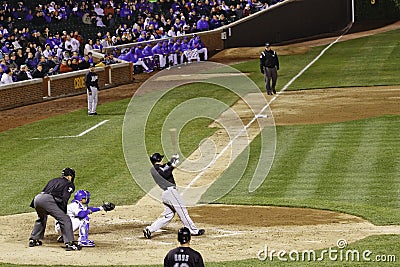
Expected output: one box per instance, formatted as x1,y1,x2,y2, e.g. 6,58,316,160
164,227,205,267
260,42,279,95
85,63,99,116
29,167,81,251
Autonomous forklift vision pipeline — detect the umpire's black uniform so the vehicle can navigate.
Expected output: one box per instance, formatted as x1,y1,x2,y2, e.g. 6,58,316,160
260,42,279,95
30,168,75,245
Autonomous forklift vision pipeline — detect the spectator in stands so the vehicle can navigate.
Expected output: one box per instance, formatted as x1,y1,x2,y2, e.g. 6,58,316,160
64,35,80,53
38,55,54,76
25,51,37,72
32,63,46,79
1,67,13,84
70,58,79,71
218,13,229,27
42,44,52,58
47,54,60,74
78,55,91,70
15,48,26,67
196,15,210,31
59,59,73,73
243,4,252,17
16,64,32,81
104,54,119,65
5,52,18,71
1,42,12,55
210,15,221,29
104,2,115,17
94,3,104,17
32,10,47,26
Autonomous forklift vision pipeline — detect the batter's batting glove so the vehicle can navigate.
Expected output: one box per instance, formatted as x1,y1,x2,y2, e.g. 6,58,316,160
171,158,180,167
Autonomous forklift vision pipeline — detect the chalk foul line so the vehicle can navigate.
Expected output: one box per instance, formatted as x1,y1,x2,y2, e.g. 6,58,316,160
30,120,109,140
181,31,348,196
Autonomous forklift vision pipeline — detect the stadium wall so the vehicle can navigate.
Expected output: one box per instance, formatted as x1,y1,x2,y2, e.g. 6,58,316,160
222,0,353,47
0,62,133,110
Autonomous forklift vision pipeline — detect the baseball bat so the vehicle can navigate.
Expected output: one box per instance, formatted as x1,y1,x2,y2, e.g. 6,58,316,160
169,128,178,154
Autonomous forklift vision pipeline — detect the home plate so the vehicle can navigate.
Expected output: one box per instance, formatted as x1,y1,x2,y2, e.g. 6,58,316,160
256,114,268,118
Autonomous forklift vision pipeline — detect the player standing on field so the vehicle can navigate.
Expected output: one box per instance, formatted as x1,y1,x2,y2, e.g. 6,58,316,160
164,227,205,267
143,153,205,239
260,42,279,95
85,63,99,116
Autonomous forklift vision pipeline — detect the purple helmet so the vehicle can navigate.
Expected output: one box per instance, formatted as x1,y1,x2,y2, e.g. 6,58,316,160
73,190,90,204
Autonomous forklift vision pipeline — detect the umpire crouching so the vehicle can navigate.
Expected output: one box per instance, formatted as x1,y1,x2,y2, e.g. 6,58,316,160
260,42,279,95
29,167,81,251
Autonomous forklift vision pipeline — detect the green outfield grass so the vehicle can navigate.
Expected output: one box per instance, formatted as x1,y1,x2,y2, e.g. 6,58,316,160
0,28,399,266
239,29,400,91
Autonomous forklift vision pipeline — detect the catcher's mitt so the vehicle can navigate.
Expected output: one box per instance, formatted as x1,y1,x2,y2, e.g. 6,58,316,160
102,202,115,212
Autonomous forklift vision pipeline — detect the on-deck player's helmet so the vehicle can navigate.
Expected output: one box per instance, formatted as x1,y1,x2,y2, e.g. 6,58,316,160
62,167,75,179
177,227,191,244
150,152,164,164
74,189,90,204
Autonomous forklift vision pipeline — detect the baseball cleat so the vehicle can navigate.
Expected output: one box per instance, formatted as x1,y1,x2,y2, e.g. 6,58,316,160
29,239,42,247
79,239,95,247
143,228,151,239
192,229,205,236
65,241,82,251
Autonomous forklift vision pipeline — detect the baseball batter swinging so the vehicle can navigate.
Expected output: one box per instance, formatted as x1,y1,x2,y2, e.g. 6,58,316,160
143,153,205,239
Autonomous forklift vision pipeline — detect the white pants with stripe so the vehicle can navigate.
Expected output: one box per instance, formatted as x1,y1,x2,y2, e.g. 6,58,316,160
147,187,200,235
87,86,98,114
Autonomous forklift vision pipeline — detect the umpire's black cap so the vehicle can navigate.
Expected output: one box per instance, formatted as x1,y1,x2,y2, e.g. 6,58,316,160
265,42,270,47
62,167,75,179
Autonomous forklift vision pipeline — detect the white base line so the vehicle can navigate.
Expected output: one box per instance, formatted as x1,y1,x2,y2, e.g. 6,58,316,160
30,120,109,140
181,33,347,195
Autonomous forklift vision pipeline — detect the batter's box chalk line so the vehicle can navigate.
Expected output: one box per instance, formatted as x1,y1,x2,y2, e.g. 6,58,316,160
30,120,109,140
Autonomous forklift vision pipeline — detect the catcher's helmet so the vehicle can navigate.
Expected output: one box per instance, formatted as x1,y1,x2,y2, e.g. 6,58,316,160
62,167,75,179
150,152,164,164
74,190,90,204
177,227,191,244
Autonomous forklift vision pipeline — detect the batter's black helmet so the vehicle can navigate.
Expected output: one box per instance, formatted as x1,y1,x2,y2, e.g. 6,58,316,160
177,227,191,244
62,167,75,179
150,153,164,164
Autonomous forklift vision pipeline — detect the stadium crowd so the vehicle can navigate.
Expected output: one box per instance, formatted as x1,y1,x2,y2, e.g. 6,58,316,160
0,0,284,84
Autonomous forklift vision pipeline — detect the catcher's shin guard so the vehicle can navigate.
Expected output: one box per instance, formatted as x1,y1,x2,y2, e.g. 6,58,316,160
78,217,90,243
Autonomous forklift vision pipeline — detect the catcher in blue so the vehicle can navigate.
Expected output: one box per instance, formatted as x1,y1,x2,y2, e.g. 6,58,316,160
55,189,115,247
143,153,205,239
164,227,205,267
